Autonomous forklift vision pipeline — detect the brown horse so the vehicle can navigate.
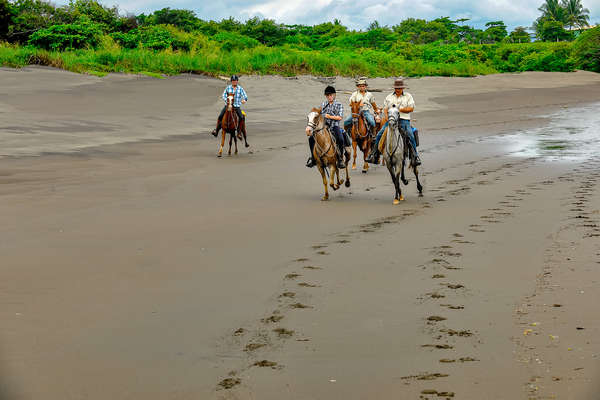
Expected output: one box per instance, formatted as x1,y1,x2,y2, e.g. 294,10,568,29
307,108,351,201
349,101,372,173
217,94,248,157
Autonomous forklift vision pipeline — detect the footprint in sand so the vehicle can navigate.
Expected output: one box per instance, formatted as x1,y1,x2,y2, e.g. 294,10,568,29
218,377,241,389
273,328,294,338
303,266,323,270
298,282,320,288
285,273,301,280
253,360,280,369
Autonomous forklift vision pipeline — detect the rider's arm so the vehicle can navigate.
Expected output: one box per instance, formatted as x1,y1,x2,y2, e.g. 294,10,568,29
222,87,228,103
240,86,248,102
399,93,414,113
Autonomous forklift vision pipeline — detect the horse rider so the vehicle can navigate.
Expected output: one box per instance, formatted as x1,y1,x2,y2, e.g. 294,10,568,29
306,86,347,169
343,77,379,136
366,78,421,166
211,74,247,138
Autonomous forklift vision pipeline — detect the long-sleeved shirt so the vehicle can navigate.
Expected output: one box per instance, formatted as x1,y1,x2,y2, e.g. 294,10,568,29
222,85,248,107
321,100,344,128
383,92,415,120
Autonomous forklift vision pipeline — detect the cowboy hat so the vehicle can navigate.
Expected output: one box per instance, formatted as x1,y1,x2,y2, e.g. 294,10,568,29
356,77,368,86
392,78,408,89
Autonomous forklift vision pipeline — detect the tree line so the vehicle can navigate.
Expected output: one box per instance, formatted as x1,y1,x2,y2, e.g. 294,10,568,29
0,0,593,51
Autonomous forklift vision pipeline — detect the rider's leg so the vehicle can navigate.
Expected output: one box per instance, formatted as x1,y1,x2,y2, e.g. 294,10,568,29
306,136,316,168
212,105,227,136
332,126,346,168
400,119,420,165
343,115,352,133
234,107,244,137
366,121,388,163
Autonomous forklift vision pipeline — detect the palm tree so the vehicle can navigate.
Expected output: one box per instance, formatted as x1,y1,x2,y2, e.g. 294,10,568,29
538,0,566,23
561,0,590,29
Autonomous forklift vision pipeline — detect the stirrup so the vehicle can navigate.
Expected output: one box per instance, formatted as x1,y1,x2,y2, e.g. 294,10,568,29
306,157,316,168
211,129,218,137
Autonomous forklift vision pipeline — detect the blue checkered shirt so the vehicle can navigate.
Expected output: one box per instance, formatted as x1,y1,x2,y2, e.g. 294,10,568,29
222,85,248,107
321,100,343,128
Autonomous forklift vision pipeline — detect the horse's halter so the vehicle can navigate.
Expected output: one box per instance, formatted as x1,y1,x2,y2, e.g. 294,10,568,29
227,94,234,111
307,112,325,134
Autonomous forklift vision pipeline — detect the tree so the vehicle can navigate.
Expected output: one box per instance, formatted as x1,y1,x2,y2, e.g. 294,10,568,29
484,21,507,42
572,26,600,71
538,0,566,23
562,0,590,29
148,8,200,32
509,26,531,43
539,19,573,41
0,0,16,39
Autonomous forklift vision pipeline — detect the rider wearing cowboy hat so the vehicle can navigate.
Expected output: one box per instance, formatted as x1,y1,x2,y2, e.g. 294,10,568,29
211,75,247,138
343,77,379,136
366,78,421,166
306,85,346,169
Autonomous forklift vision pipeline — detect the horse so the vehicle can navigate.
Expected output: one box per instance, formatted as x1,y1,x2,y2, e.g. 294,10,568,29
217,93,248,157
307,108,351,201
381,107,423,203
349,101,373,173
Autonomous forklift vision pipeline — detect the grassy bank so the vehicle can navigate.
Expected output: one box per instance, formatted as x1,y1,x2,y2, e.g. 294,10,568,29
0,40,584,78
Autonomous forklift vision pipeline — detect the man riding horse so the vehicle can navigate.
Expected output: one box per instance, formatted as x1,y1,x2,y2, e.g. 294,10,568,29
343,77,379,137
211,75,247,139
306,86,347,169
367,78,421,166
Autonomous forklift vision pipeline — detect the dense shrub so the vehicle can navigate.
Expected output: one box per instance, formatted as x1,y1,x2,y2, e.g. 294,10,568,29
112,25,195,51
28,18,103,50
212,31,260,51
572,26,600,72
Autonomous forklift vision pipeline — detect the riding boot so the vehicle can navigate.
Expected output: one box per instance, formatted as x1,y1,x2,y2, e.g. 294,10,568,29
366,147,380,164
306,137,316,168
212,120,221,137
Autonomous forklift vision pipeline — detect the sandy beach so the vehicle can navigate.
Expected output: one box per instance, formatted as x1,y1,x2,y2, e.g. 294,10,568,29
1,67,600,400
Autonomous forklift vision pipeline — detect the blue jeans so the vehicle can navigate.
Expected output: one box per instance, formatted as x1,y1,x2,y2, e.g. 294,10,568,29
374,119,418,156
343,110,375,131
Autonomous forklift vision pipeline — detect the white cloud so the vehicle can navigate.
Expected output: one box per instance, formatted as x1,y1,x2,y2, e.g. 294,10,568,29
52,0,600,30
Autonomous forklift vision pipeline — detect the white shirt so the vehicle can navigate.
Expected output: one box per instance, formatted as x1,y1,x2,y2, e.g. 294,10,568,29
383,92,415,120
349,91,377,113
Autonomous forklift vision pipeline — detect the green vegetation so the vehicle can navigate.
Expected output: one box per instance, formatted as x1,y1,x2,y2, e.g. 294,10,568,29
0,0,598,77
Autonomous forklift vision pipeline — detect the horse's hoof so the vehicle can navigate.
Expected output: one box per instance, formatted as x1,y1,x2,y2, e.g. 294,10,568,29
352,165,357,170
399,195,405,201
245,144,250,148
402,179,409,185
345,180,351,188
418,192,424,197
321,196,329,201
217,154,222,158
362,169,367,174
393,199,400,205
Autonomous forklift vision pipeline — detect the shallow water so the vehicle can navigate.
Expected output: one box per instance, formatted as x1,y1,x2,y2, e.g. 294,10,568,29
507,102,600,162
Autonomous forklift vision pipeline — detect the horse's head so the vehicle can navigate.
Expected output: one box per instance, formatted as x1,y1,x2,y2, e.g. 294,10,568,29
388,105,400,126
227,93,234,110
307,107,323,131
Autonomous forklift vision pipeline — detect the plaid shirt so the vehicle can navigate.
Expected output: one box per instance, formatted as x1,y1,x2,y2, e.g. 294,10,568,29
321,100,344,128
222,85,248,107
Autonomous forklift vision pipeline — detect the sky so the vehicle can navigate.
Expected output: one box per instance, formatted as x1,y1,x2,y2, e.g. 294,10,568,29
53,0,600,31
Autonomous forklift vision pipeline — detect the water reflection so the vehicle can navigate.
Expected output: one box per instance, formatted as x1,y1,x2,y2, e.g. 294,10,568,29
511,103,600,161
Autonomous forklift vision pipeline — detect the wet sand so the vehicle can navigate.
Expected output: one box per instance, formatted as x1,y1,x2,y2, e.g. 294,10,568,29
1,67,600,400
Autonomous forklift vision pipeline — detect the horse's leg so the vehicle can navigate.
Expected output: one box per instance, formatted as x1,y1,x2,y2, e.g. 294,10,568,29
362,139,370,173
330,164,339,191
317,164,328,201
387,163,400,204
242,120,249,148
228,134,232,156
218,129,226,157
344,159,351,188
414,165,423,196
352,135,358,170
401,157,409,185
234,134,238,155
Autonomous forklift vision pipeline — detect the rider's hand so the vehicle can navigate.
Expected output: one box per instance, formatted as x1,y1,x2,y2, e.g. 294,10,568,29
324,114,331,119
241,99,246,104
305,126,312,136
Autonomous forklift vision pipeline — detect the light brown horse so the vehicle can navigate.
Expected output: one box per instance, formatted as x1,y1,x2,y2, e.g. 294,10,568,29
307,108,351,201
217,93,248,157
349,101,373,173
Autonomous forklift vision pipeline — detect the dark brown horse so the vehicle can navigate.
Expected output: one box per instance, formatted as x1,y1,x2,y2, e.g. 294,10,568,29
349,101,372,173
218,93,248,157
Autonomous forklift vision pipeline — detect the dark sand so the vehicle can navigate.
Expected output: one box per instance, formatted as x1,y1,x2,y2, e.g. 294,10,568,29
1,67,600,400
